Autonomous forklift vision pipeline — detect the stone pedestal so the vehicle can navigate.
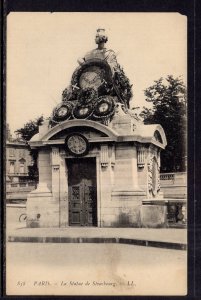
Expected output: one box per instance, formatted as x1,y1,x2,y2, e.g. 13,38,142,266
27,118,167,228
140,200,168,228
26,33,167,229
26,183,60,228
109,190,146,227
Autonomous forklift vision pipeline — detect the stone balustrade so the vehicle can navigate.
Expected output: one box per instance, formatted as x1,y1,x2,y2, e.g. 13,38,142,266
160,172,187,199
160,172,187,184
141,198,187,228
160,173,175,182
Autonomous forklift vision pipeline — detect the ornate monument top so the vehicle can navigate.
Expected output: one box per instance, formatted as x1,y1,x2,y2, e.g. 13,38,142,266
95,28,108,49
49,29,134,127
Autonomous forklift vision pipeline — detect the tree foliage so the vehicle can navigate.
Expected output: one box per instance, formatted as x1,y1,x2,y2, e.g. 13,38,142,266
140,75,187,172
15,115,44,141
15,116,44,180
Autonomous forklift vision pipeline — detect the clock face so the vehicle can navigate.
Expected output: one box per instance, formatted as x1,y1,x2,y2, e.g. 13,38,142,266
79,66,104,90
66,134,88,156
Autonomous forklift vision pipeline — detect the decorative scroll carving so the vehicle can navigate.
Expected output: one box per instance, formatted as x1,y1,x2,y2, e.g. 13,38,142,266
100,145,109,168
148,156,153,192
147,152,160,197
157,149,161,168
137,146,146,168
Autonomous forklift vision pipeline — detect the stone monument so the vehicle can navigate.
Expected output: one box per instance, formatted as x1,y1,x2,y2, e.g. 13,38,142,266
26,29,167,228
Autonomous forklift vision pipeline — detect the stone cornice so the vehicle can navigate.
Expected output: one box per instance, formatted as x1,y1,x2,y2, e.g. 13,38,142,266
29,119,167,150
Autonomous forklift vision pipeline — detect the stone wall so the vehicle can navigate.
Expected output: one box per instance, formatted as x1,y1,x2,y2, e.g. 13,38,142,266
38,149,52,191
99,143,147,227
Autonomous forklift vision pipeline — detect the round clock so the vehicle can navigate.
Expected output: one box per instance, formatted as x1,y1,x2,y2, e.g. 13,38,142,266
65,133,89,156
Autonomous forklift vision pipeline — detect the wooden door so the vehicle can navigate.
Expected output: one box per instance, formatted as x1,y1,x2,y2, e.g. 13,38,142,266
68,158,97,226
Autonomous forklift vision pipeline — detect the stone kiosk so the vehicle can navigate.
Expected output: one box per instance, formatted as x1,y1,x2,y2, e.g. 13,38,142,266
26,29,167,228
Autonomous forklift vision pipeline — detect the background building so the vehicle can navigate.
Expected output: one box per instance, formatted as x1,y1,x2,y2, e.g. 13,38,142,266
6,124,37,202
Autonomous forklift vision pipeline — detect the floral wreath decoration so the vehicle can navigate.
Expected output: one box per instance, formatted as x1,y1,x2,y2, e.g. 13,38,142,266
92,96,115,120
51,101,75,123
72,88,98,119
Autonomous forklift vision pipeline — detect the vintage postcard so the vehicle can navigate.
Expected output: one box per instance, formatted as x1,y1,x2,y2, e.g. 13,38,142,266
6,12,187,296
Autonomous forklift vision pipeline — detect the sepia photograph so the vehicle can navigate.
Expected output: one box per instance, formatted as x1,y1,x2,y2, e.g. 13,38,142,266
6,12,187,296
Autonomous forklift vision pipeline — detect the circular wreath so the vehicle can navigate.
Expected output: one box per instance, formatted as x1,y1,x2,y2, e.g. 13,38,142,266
72,105,94,119
71,59,113,89
52,101,74,122
93,96,115,120
78,88,98,105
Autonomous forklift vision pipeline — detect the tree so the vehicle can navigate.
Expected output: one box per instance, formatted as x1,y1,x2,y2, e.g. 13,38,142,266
140,75,187,172
15,115,44,141
15,115,44,180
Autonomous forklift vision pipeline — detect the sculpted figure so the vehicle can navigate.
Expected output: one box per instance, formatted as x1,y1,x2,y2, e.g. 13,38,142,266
51,29,133,126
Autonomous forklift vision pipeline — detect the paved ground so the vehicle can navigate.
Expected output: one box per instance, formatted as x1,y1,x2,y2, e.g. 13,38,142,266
6,205,187,295
6,242,187,296
8,224,187,243
6,206,187,250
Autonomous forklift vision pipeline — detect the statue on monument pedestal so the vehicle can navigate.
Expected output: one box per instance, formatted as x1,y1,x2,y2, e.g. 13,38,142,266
50,29,133,126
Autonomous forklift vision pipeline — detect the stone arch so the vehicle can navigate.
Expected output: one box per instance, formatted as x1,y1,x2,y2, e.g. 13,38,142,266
40,119,119,142
139,124,167,148
152,125,167,148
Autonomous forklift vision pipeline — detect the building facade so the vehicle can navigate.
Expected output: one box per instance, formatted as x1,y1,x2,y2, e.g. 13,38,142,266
6,125,36,201
6,125,33,183
26,29,167,228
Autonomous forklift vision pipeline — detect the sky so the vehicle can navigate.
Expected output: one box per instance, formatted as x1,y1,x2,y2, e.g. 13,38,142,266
7,12,187,135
